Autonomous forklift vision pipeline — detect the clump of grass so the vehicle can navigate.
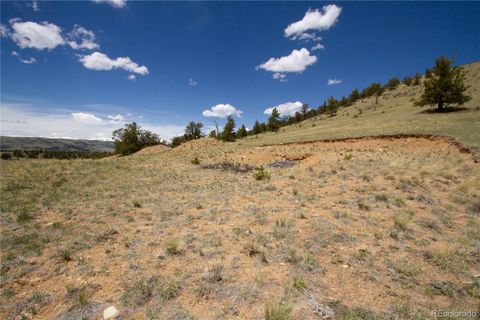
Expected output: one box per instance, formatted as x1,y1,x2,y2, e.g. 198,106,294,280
132,199,142,208
394,197,406,207
343,154,352,160
394,212,411,231
286,249,301,264
245,241,262,257
375,193,389,202
165,238,181,255
58,247,73,262
292,276,307,291
202,264,224,283
265,302,292,320
432,248,468,274
156,279,180,300
121,277,156,307
358,201,370,211
254,167,271,181
16,211,33,224
191,157,200,165
387,258,421,277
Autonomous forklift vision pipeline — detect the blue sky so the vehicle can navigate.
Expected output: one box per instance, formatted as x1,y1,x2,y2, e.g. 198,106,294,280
1,1,479,140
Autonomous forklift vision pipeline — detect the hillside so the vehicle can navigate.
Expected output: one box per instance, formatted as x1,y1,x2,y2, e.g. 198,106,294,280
0,136,115,152
239,61,480,159
0,62,479,320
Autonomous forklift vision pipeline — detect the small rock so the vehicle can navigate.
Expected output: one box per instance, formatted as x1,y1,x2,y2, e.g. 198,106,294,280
342,264,349,268
103,305,119,320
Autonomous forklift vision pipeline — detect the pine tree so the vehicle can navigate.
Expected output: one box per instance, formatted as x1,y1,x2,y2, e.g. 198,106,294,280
184,121,204,140
413,73,422,86
252,120,261,135
237,124,247,138
415,56,471,110
349,89,360,103
267,108,281,132
221,116,236,141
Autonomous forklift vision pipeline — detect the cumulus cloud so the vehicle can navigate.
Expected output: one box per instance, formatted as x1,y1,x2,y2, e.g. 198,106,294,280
11,51,19,56
256,48,317,79
67,25,99,50
9,19,98,52
311,43,325,51
107,114,125,121
264,101,304,117
1,104,183,141
189,78,198,86
92,0,127,8
202,104,243,118
327,78,342,85
127,74,136,81
71,112,103,124
79,52,149,75
284,5,342,39
19,57,36,64
9,19,64,50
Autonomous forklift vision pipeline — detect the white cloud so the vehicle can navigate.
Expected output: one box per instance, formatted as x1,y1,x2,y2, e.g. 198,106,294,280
0,24,9,37
189,78,198,86
311,43,325,51
202,104,243,118
1,104,184,141
327,78,342,85
264,101,304,117
127,74,136,81
67,25,99,50
79,52,149,75
31,1,40,11
273,73,287,80
92,0,127,8
296,33,322,42
284,5,342,39
256,48,317,79
9,19,64,50
11,51,19,56
71,112,103,124
19,57,36,64
107,114,125,121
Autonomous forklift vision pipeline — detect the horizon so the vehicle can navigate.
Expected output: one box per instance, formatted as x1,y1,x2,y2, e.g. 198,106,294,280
1,1,479,141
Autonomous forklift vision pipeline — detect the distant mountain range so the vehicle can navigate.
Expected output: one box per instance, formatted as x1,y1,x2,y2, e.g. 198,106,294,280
0,136,115,152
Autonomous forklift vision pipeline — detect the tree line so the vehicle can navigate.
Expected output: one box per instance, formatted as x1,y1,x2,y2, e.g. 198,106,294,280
0,149,114,160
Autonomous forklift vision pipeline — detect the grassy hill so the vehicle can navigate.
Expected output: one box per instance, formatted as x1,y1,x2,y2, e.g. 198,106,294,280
0,62,479,319
239,61,480,158
0,136,115,152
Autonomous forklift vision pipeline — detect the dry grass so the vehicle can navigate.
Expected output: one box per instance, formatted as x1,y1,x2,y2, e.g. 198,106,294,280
1,62,479,319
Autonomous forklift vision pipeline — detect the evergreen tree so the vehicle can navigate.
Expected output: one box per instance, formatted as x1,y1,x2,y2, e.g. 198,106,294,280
259,122,267,132
237,124,248,138
221,116,236,141
208,130,217,139
252,120,261,135
413,73,422,86
300,103,309,116
415,56,471,110
403,75,413,86
267,108,281,132
349,89,360,103
385,77,401,91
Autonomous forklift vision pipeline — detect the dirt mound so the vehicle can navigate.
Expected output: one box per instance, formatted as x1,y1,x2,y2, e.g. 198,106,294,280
134,144,170,155
175,138,223,151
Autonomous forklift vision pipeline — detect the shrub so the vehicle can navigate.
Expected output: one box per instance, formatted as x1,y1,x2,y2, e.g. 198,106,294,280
255,167,271,180
191,157,200,165
165,239,181,255
394,212,411,230
1,153,12,160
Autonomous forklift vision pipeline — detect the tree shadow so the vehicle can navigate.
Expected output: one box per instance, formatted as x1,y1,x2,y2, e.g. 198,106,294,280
419,106,469,114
